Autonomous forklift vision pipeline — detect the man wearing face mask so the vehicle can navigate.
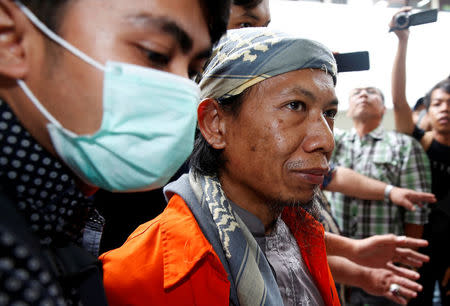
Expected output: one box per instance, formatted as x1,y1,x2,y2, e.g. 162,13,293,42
96,0,273,254
0,0,229,305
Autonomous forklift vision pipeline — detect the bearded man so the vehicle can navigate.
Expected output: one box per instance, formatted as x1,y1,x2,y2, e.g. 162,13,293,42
101,27,341,305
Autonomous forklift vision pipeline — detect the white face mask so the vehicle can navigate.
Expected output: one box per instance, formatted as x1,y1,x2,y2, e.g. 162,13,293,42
16,1,200,192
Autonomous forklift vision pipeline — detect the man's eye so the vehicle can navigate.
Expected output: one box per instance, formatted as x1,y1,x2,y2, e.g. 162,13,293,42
324,109,337,119
144,49,170,67
286,101,305,111
239,22,253,28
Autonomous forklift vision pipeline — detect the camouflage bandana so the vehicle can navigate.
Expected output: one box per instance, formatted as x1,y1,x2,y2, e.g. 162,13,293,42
198,27,337,100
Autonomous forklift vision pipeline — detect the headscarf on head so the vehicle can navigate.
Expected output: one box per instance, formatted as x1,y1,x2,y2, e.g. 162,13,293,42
198,27,337,101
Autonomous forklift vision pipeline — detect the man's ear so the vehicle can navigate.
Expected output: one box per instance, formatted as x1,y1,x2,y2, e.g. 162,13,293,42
0,0,28,80
197,98,227,150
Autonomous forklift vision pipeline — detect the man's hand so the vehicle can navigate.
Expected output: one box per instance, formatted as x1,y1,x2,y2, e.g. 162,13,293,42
390,187,436,211
352,234,429,268
389,7,412,40
361,266,422,305
442,267,450,296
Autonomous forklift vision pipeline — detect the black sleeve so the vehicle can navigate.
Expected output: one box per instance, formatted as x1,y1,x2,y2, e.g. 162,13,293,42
412,125,425,141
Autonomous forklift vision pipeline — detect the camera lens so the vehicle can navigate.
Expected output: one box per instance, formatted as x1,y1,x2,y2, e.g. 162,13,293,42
395,13,409,27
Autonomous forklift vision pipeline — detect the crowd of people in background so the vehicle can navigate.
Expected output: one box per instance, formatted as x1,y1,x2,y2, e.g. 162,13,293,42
0,0,448,305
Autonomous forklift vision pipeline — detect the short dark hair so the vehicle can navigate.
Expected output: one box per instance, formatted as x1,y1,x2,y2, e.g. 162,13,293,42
232,0,264,9
424,78,450,109
21,0,70,32
201,0,231,44
189,89,250,177
371,87,385,104
21,0,230,45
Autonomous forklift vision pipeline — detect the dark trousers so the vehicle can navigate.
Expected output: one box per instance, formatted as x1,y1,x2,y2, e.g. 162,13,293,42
409,206,450,306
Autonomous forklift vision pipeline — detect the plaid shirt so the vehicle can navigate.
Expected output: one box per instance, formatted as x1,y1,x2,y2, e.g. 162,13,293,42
329,127,431,239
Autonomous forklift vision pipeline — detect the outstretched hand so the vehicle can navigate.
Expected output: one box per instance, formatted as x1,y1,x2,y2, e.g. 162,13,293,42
353,234,429,269
390,187,436,211
361,266,422,305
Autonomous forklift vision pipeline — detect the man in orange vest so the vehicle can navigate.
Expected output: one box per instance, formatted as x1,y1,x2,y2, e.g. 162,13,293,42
101,27,341,305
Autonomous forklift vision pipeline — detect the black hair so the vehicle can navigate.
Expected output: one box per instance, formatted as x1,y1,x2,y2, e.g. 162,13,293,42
21,0,230,45
189,89,249,177
201,0,231,45
233,0,264,9
424,78,450,109
412,97,425,111
374,87,385,104
21,0,70,32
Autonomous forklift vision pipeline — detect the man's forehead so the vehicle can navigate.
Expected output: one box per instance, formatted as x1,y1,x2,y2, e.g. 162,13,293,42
351,86,378,92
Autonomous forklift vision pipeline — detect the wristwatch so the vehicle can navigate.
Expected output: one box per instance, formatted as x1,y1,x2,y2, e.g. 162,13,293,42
384,184,394,202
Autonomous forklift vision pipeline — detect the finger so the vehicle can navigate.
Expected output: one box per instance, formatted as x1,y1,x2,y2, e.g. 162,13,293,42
394,248,430,267
395,236,429,248
397,197,415,211
398,6,413,13
442,269,450,287
385,291,407,305
386,262,420,280
395,283,419,300
408,193,436,204
395,276,423,293
401,198,416,210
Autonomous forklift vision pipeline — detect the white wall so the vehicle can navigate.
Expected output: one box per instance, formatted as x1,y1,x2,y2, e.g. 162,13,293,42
269,0,450,110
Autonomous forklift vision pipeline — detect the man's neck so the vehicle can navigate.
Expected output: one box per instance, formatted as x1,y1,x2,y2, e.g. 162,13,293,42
432,130,450,146
352,120,379,138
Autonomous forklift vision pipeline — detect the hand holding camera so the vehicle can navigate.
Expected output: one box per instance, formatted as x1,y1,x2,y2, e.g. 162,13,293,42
389,7,438,32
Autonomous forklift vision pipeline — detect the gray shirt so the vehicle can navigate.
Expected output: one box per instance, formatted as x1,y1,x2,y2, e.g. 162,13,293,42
230,203,324,306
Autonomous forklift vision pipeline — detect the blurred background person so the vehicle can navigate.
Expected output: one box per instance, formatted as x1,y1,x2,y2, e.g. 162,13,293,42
328,84,432,305
390,7,450,306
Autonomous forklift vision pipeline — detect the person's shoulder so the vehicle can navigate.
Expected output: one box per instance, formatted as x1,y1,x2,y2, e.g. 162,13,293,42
0,225,66,304
333,128,352,143
333,128,348,137
421,132,434,151
385,129,422,145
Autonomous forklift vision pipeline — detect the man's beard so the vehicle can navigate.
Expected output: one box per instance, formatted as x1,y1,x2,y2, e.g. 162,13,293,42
266,185,322,221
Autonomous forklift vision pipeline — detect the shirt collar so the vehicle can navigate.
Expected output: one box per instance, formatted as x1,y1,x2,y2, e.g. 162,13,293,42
350,125,385,141
160,195,225,289
229,201,266,237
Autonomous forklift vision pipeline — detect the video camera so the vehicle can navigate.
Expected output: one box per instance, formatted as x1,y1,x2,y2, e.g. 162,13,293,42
389,9,438,32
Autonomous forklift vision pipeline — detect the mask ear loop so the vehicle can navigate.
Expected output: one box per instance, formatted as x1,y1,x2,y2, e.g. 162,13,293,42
16,79,65,127
14,1,105,72
14,1,106,137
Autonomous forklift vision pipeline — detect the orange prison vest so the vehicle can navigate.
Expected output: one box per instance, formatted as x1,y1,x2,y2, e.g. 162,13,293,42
100,194,340,305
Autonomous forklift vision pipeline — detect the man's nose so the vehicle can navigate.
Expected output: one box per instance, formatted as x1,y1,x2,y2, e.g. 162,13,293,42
168,60,191,80
358,89,369,97
302,114,335,155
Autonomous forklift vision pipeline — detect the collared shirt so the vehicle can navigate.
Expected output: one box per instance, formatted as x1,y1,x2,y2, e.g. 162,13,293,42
330,127,431,239
231,203,324,306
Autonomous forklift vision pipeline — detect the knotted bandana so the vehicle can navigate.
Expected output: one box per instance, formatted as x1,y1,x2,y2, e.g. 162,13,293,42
198,27,337,101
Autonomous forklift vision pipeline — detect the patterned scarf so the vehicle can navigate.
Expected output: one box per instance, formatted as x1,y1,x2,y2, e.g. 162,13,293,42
189,172,283,306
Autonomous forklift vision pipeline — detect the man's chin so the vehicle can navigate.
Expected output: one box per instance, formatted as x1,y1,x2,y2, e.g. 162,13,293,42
267,186,322,221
